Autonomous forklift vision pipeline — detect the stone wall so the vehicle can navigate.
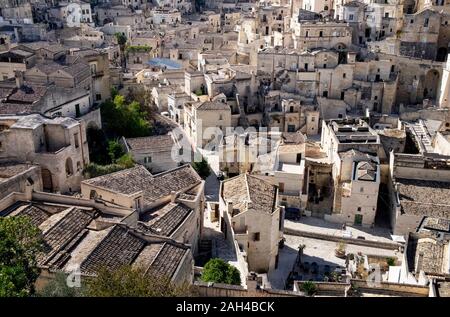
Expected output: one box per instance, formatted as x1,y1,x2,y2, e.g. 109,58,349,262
284,227,401,250
193,281,302,297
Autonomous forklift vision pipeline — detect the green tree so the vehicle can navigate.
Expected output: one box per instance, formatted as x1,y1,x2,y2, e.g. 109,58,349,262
115,33,127,68
86,127,109,165
116,153,134,168
0,217,43,297
101,94,152,138
107,140,125,163
386,257,396,266
85,265,193,297
83,163,128,179
201,258,241,285
192,157,211,179
38,272,85,297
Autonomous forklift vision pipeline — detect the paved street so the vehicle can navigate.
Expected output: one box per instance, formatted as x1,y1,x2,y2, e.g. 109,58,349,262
199,149,221,202
268,234,400,290
203,212,247,286
285,217,394,243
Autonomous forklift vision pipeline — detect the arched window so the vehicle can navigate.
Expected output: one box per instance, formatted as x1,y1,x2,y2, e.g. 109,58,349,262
65,158,74,176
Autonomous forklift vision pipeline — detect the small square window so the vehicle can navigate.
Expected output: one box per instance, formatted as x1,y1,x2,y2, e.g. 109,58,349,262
253,232,260,241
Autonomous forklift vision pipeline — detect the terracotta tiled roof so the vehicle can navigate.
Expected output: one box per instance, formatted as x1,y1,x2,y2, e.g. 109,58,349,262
125,134,174,151
80,225,146,275
139,202,193,237
222,174,277,215
83,164,202,205
396,178,450,217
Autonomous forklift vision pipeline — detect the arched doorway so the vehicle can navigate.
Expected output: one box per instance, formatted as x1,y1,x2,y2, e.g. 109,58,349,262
436,47,448,62
422,69,440,101
41,168,53,192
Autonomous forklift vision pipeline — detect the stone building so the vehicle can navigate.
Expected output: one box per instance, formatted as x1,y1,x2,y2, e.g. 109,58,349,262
0,48,36,80
183,100,232,148
0,190,194,287
0,162,42,200
330,149,381,226
122,132,182,173
81,164,205,255
0,114,89,193
399,8,441,60
282,99,319,135
219,174,284,273
388,152,450,235
319,119,384,226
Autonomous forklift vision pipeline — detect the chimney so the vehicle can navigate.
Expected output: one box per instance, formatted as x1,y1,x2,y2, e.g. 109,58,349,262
170,191,177,203
15,70,24,88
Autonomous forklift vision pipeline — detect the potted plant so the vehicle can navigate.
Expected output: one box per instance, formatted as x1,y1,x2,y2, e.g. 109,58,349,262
335,241,346,258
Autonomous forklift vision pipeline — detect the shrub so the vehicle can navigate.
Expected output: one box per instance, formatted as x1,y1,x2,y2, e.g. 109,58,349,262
83,163,128,178
192,157,211,179
85,265,193,297
301,281,317,296
386,257,396,266
201,258,241,286
0,217,43,297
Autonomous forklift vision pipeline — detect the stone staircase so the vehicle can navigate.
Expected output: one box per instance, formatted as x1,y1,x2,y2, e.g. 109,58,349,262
410,121,434,153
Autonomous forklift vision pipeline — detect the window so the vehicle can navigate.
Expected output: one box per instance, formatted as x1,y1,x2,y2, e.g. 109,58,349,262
90,64,96,75
319,31,323,37
357,207,362,212
77,161,81,171
349,14,354,21
74,133,79,148
253,232,260,241
323,91,328,98
305,31,309,37
89,190,97,199
323,63,327,69
304,63,308,70
385,13,389,18
343,73,346,78
219,114,223,120
96,94,102,101
144,156,152,163
279,182,285,192
360,187,364,193
75,104,80,118
134,198,141,210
